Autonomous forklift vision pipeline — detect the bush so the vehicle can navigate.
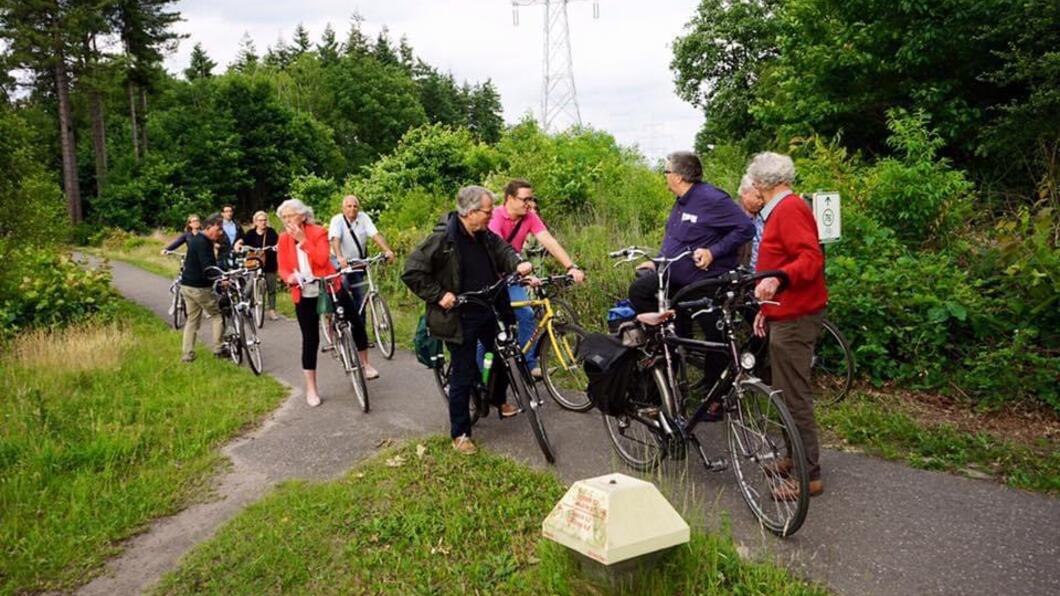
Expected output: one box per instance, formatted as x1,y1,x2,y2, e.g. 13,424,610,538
0,247,117,339
289,173,341,222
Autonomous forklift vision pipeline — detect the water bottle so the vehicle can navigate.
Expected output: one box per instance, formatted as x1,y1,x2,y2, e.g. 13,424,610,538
482,352,494,385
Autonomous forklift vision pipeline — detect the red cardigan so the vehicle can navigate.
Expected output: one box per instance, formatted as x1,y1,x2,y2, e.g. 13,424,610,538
277,223,339,303
756,194,828,321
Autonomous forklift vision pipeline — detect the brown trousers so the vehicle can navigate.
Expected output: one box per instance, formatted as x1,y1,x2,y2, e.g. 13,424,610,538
181,285,223,357
768,309,825,480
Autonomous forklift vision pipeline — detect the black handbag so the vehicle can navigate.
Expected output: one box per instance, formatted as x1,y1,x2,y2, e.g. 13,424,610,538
577,332,639,415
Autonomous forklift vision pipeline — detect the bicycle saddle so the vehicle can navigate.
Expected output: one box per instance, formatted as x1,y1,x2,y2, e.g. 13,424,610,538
635,310,675,326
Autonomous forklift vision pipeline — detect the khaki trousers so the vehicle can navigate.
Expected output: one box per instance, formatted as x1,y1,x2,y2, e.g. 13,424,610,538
181,285,223,356
768,309,825,480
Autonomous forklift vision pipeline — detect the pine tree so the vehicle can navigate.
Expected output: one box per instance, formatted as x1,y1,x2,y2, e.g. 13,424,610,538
292,23,311,56
263,35,291,69
468,79,504,143
317,23,339,65
184,42,216,79
231,32,258,72
398,35,414,73
342,12,368,56
373,26,397,65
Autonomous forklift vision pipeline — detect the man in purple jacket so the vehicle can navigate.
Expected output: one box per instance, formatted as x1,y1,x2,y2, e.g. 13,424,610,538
629,150,755,313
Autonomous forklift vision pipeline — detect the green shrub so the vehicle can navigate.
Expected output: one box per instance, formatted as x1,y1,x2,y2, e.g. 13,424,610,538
863,110,974,248
0,247,117,339
289,172,341,221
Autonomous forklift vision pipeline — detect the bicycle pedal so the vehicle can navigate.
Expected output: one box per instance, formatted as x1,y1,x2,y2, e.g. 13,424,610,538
321,344,334,353
703,457,728,472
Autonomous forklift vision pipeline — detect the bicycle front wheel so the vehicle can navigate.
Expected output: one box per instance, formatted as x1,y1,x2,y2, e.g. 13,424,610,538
252,278,266,328
368,293,395,360
538,323,592,412
507,356,555,464
227,313,243,365
241,310,263,375
812,319,854,406
603,364,668,472
726,379,809,537
340,329,370,412
171,285,186,330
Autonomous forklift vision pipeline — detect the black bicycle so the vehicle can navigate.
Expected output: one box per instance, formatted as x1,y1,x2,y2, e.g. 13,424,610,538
163,251,187,329
320,267,370,413
206,261,264,375
433,273,556,464
602,247,810,536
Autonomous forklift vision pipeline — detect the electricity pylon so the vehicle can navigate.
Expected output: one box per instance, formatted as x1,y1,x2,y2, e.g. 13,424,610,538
512,0,599,132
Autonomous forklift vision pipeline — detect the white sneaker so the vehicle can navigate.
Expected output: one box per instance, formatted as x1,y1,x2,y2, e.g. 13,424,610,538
306,393,321,407
363,363,380,380
531,367,543,379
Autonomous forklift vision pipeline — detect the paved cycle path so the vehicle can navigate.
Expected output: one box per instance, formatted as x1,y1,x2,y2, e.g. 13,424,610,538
83,259,1059,595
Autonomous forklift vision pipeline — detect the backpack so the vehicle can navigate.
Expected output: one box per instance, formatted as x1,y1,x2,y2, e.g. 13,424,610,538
577,332,639,415
414,313,444,369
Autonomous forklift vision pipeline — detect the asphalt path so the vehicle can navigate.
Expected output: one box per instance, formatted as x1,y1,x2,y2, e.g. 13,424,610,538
82,259,1060,595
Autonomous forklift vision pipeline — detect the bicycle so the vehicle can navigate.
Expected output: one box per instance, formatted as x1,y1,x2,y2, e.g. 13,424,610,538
319,266,370,413
163,251,187,329
346,253,396,360
206,261,264,375
602,247,810,536
508,274,590,412
236,245,276,329
434,273,557,463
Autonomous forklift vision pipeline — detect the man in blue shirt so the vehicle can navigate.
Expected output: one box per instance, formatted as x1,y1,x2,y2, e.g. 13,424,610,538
628,150,754,313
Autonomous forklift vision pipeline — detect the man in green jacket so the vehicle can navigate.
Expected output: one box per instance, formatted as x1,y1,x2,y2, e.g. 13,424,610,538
403,185,533,455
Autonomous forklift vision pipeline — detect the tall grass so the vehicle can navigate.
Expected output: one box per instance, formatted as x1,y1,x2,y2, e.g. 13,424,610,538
0,301,287,593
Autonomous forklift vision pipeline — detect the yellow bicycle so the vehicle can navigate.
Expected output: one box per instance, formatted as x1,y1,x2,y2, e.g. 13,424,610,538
511,274,592,412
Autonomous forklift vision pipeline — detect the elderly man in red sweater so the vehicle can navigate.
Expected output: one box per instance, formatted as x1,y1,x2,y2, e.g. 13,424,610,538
748,152,828,500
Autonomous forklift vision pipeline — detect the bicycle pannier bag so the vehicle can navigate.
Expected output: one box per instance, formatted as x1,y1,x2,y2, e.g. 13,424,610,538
607,299,637,333
577,332,638,415
414,313,444,369
316,281,334,315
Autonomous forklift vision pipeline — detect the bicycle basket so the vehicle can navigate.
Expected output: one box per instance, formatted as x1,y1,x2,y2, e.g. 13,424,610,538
244,250,264,270
577,332,638,415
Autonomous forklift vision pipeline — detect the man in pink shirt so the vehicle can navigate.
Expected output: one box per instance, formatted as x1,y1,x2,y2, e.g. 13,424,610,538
487,179,585,376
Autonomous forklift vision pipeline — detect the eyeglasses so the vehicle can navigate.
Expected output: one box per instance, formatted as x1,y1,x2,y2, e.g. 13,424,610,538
663,169,673,174
513,195,537,203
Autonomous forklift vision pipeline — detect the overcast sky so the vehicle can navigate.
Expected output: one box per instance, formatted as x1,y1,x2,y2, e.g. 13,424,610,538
163,0,704,162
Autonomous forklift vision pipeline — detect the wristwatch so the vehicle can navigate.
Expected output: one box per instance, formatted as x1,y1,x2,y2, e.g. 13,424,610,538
566,264,580,272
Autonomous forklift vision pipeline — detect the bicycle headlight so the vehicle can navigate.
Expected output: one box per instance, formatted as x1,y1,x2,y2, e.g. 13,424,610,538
740,352,756,371
335,306,345,316
497,330,509,343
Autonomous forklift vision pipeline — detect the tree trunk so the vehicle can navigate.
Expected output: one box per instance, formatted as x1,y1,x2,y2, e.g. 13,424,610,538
55,54,82,223
89,89,107,192
138,86,148,155
128,80,141,161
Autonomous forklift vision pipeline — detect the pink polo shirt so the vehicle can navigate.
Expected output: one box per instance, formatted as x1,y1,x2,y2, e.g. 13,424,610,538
489,205,547,252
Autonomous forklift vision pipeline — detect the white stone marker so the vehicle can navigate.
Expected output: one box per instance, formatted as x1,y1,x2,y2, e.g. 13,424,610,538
542,472,689,565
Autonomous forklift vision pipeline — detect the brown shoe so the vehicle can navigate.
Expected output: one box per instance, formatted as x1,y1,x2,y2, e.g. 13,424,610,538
762,457,794,479
498,403,520,418
452,435,477,455
771,478,824,501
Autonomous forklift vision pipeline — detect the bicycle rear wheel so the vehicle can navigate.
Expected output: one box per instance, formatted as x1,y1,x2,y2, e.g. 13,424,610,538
507,356,555,464
339,329,370,412
812,319,854,406
368,293,395,360
603,364,668,471
538,323,592,412
241,310,263,375
726,379,809,537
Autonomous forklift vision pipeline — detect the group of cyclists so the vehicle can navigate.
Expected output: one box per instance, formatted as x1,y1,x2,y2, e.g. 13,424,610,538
166,149,830,536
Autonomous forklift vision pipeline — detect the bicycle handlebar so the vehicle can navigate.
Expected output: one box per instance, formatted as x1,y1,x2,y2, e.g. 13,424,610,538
670,269,789,304
455,272,522,307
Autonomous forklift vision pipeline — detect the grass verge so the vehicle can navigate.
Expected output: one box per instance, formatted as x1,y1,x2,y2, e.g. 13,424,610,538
819,392,1060,493
155,437,823,595
0,300,288,593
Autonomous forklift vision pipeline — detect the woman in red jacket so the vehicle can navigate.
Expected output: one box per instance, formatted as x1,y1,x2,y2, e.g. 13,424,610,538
277,198,339,407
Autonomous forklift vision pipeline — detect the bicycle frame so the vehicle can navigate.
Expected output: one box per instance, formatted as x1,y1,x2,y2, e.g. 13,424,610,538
509,281,575,372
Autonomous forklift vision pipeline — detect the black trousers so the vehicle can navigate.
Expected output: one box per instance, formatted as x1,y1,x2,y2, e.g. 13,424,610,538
295,296,320,370
628,273,727,386
444,313,510,439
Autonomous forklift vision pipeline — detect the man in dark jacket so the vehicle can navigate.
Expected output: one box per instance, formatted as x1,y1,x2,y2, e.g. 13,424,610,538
403,185,533,455
180,213,225,362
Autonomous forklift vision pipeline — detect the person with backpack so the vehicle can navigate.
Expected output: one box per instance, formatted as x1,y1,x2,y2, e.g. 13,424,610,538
327,195,395,380
402,186,533,455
